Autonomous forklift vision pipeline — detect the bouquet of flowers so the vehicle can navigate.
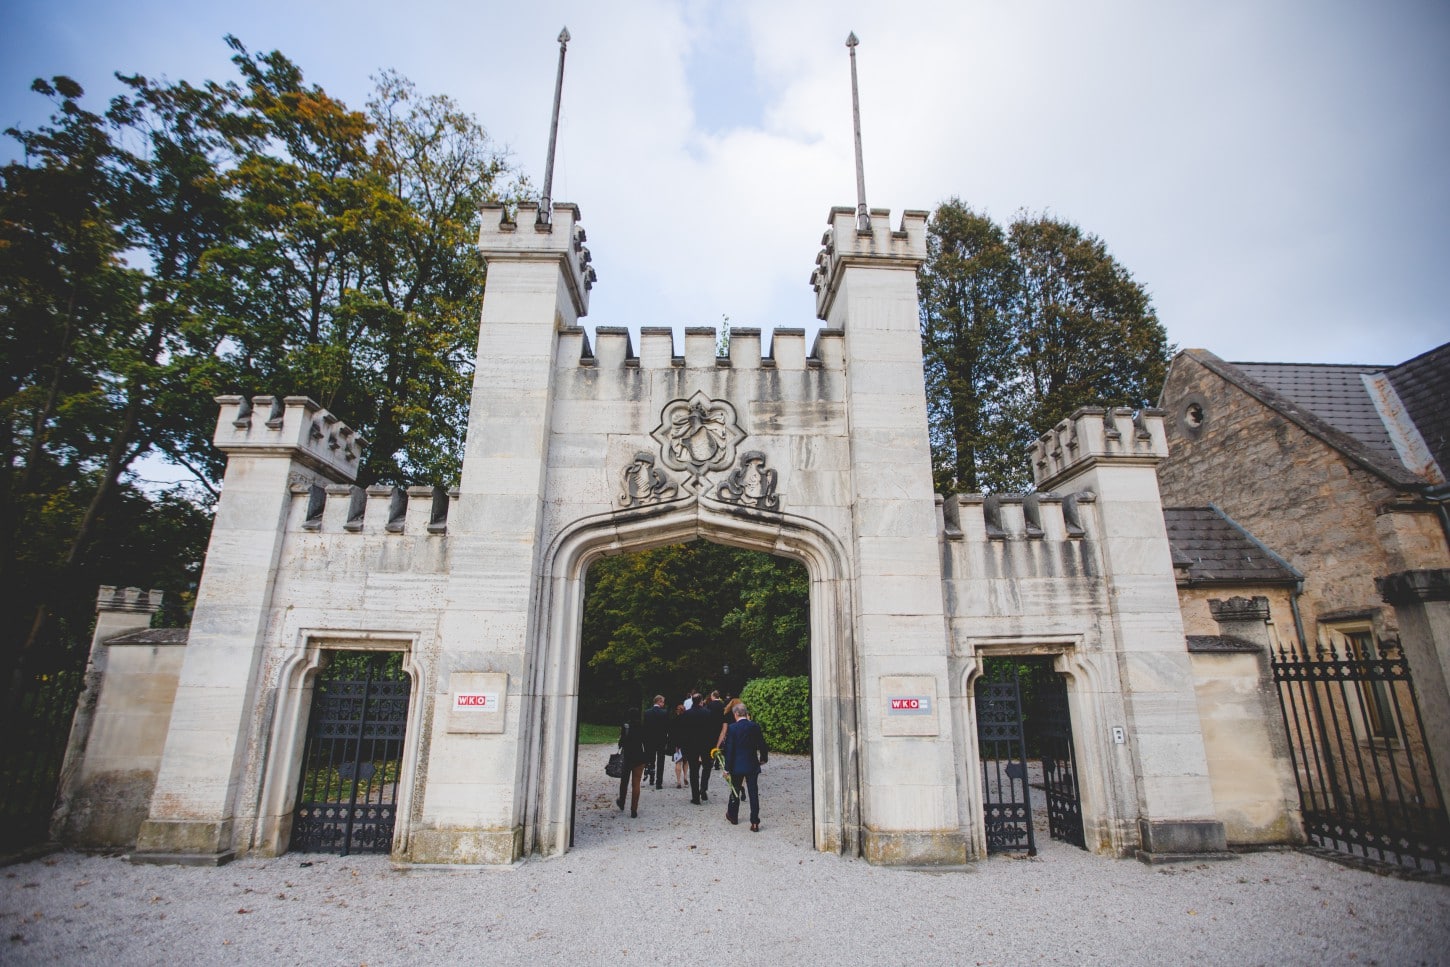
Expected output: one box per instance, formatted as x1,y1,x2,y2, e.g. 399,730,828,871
711,747,743,800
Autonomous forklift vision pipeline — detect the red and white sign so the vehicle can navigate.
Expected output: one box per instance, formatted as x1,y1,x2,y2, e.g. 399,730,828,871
454,692,499,711
887,696,931,715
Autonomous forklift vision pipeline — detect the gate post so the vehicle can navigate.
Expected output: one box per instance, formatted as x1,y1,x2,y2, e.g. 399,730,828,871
404,203,594,864
1032,408,1228,860
134,397,362,864
1376,569,1450,816
813,207,966,865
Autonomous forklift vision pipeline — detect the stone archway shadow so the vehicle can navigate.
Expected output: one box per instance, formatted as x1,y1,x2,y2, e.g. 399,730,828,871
521,493,860,859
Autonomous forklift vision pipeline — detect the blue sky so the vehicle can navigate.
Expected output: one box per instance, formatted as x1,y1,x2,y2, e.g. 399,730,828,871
3,0,1448,367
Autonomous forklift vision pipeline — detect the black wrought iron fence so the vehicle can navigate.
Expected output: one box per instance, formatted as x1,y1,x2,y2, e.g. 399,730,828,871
0,649,90,851
1272,638,1450,873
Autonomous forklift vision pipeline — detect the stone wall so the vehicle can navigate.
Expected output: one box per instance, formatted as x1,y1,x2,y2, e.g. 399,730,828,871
1157,352,1446,646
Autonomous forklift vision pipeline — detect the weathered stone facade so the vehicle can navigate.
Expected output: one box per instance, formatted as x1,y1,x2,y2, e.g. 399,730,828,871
1158,350,1448,649
61,205,1345,868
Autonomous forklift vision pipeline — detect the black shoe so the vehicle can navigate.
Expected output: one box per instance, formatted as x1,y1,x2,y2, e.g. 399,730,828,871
631,809,638,818
616,796,624,810
700,791,708,801
727,813,738,825
690,798,700,805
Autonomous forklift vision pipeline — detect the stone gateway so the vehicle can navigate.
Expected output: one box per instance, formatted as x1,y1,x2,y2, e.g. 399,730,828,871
60,201,1290,868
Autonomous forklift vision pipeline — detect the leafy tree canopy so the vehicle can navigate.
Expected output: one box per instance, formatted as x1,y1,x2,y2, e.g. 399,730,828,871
919,199,1172,493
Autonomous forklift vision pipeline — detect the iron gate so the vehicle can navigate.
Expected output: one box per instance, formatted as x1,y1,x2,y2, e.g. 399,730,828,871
976,662,1035,855
1034,673,1086,848
1272,637,1449,872
291,652,410,856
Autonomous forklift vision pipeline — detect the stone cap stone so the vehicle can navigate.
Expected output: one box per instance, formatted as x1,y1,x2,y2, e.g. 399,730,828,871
477,201,595,317
105,627,188,646
1377,568,1450,604
812,206,929,321
214,396,363,483
1186,634,1261,654
96,586,163,614
1029,407,1169,490
1208,595,1271,623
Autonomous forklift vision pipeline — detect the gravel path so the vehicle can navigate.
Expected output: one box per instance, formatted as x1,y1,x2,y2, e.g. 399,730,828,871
4,748,1447,966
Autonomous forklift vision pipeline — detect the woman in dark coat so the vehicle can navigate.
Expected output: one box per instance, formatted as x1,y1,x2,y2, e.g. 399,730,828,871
616,705,649,817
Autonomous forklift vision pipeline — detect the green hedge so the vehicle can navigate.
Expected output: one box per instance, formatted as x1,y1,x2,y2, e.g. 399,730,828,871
740,675,811,754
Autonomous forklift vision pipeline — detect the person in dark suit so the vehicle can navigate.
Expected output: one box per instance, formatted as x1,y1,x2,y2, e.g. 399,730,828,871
721,701,769,830
641,694,670,790
682,693,715,804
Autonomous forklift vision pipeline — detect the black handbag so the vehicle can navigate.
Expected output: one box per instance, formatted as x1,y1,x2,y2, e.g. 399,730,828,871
605,752,624,779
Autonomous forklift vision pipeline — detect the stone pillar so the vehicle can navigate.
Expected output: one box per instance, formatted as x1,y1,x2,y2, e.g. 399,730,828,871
406,203,594,864
1187,596,1302,844
1376,569,1450,815
134,397,361,863
1032,407,1228,860
52,587,173,846
812,207,965,865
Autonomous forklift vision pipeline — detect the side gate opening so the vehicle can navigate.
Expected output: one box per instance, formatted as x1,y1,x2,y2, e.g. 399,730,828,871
975,657,1086,856
291,650,411,856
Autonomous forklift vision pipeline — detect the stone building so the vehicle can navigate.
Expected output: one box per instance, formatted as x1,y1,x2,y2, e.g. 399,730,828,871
1158,345,1450,863
55,204,1380,868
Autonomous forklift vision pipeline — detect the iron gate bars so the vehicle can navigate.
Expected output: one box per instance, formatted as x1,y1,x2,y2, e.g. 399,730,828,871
291,653,410,856
976,662,1035,855
1272,638,1449,873
1035,673,1086,849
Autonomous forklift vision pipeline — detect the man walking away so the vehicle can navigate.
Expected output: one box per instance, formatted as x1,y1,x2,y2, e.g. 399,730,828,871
682,693,714,804
642,694,669,790
722,702,768,831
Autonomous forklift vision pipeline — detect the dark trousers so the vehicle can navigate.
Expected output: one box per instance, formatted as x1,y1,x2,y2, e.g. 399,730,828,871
651,747,667,788
726,771,760,825
687,751,713,801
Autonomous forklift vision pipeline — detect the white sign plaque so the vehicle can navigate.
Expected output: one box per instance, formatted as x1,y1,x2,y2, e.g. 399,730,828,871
447,673,507,733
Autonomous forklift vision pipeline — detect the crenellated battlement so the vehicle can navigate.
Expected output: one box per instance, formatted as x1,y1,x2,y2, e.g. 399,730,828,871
289,483,457,535
937,490,1096,542
812,206,929,320
1029,406,1169,491
477,201,596,316
556,325,847,372
214,395,364,483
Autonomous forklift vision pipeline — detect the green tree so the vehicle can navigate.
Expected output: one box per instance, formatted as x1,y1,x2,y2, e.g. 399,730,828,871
919,199,1023,493
919,201,1171,493
1,43,526,694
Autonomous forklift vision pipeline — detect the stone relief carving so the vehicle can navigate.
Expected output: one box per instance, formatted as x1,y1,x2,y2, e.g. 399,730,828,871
619,452,679,508
651,391,745,480
715,450,779,511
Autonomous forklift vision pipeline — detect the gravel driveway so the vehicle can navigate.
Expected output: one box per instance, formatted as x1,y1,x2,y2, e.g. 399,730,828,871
4,748,1447,966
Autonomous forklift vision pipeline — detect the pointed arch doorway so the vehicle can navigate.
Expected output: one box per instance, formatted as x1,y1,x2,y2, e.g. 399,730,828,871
522,497,861,859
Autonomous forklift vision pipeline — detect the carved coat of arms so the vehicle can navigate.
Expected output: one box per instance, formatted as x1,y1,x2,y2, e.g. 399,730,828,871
651,391,746,479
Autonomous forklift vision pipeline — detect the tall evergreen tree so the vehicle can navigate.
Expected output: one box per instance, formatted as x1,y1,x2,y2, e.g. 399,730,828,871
919,201,1171,493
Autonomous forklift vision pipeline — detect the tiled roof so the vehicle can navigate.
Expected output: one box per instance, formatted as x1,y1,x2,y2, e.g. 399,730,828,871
1230,362,1401,468
1386,343,1450,483
1163,506,1300,586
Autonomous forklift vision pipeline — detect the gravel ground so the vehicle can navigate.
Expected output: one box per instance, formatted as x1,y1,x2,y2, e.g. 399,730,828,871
4,748,1448,966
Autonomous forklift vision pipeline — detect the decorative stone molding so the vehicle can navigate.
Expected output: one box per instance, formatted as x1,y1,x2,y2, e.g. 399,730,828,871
651,391,746,481
96,586,163,615
714,451,779,511
1208,595,1271,623
477,201,595,317
1377,569,1450,604
214,395,363,484
811,206,929,321
619,452,679,508
1029,407,1169,491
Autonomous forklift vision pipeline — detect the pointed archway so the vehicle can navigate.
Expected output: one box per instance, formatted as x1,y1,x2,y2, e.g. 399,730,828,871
523,494,860,857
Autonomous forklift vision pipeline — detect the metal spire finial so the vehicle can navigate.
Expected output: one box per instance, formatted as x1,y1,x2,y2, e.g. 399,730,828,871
846,32,870,233
539,27,570,226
